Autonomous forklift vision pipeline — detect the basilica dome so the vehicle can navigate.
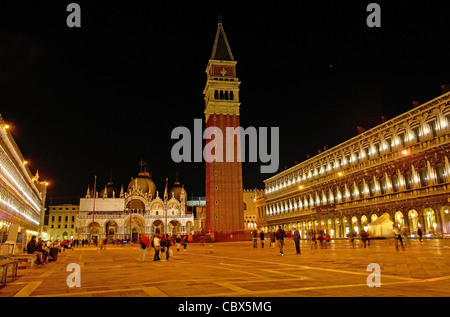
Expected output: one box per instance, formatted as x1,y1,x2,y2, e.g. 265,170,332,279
100,178,117,198
127,169,157,198
168,175,187,201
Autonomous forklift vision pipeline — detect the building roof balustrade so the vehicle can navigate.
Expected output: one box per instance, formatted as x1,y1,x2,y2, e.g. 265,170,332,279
264,182,448,219
264,92,450,193
264,134,449,202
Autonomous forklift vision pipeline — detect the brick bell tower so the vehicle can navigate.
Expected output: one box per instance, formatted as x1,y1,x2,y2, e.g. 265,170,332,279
203,17,245,240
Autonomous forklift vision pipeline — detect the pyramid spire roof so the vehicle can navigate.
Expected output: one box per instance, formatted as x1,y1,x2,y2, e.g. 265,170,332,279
210,16,234,61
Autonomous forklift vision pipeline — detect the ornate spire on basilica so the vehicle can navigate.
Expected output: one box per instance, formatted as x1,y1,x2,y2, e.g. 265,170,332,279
164,178,168,202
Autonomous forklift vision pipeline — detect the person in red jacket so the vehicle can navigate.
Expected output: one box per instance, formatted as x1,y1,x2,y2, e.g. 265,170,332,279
139,234,150,263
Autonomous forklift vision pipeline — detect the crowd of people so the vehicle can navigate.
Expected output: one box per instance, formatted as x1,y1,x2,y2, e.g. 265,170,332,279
25,232,191,265
139,229,189,262
25,236,85,264
251,223,424,256
24,224,422,266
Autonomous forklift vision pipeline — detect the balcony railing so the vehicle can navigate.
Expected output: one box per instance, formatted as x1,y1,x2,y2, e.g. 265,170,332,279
265,182,449,220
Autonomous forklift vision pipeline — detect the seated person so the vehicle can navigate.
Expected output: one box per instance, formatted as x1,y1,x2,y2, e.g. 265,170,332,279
36,238,52,263
26,235,43,263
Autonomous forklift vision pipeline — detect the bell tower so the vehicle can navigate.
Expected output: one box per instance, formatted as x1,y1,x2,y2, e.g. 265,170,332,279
204,17,244,240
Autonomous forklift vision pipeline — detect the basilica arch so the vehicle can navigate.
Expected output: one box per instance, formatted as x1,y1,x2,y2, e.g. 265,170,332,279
105,220,118,240
169,220,182,235
125,214,145,242
88,222,101,240
125,196,148,215
150,219,165,234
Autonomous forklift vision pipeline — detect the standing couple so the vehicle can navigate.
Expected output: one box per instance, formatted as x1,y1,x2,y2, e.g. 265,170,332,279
275,225,301,256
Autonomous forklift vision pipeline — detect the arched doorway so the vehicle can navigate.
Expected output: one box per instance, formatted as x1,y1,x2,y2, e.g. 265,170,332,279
351,216,359,234
105,220,118,241
408,209,419,234
169,220,182,235
89,222,101,242
125,215,145,242
307,221,313,237
394,211,405,230
361,215,369,232
326,218,334,238
152,220,165,235
371,214,378,223
335,218,341,238
440,206,450,236
423,207,437,234
343,217,350,236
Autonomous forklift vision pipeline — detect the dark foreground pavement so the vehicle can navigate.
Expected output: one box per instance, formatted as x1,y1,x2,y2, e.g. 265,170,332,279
1,238,449,298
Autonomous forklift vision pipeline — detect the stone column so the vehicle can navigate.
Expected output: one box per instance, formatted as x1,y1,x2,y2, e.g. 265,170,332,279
5,223,19,254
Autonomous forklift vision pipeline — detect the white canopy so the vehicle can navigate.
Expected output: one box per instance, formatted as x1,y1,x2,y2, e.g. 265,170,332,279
368,213,394,238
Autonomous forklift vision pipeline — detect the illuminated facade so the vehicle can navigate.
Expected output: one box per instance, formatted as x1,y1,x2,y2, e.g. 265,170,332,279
47,204,79,241
77,166,194,242
0,115,47,251
188,190,260,233
256,91,450,239
243,189,262,230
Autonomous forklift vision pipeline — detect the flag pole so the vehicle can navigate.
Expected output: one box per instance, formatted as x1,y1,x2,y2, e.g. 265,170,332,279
129,178,133,242
92,175,97,224
164,178,168,235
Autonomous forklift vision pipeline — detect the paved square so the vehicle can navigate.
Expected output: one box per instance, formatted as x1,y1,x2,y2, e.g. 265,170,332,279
1,238,449,297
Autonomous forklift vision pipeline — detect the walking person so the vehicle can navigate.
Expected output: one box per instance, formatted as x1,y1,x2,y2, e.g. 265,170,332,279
260,230,265,248
417,228,423,243
402,228,409,248
324,233,331,249
252,229,258,249
318,232,324,249
160,234,167,261
349,231,356,248
176,233,182,252
270,229,276,248
139,233,150,262
100,237,107,250
293,228,301,255
275,225,286,256
361,229,369,248
206,232,214,254
311,233,317,249
182,235,188,251
152,231,161,261
393,225,405,251
164,234,171,260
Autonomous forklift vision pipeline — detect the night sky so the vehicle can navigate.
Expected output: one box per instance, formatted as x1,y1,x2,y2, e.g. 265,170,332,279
1,1,449,204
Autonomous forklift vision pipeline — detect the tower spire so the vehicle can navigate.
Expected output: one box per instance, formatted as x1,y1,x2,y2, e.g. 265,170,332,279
211,16,234,61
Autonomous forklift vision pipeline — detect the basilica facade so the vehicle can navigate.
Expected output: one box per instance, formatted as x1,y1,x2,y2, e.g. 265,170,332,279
255,89,450,239
77,166,194,242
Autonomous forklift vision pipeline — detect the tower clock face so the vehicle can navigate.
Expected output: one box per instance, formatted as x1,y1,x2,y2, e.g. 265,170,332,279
211,65,234,77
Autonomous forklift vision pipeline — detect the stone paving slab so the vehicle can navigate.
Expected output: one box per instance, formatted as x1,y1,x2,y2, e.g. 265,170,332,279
0,238,449,298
